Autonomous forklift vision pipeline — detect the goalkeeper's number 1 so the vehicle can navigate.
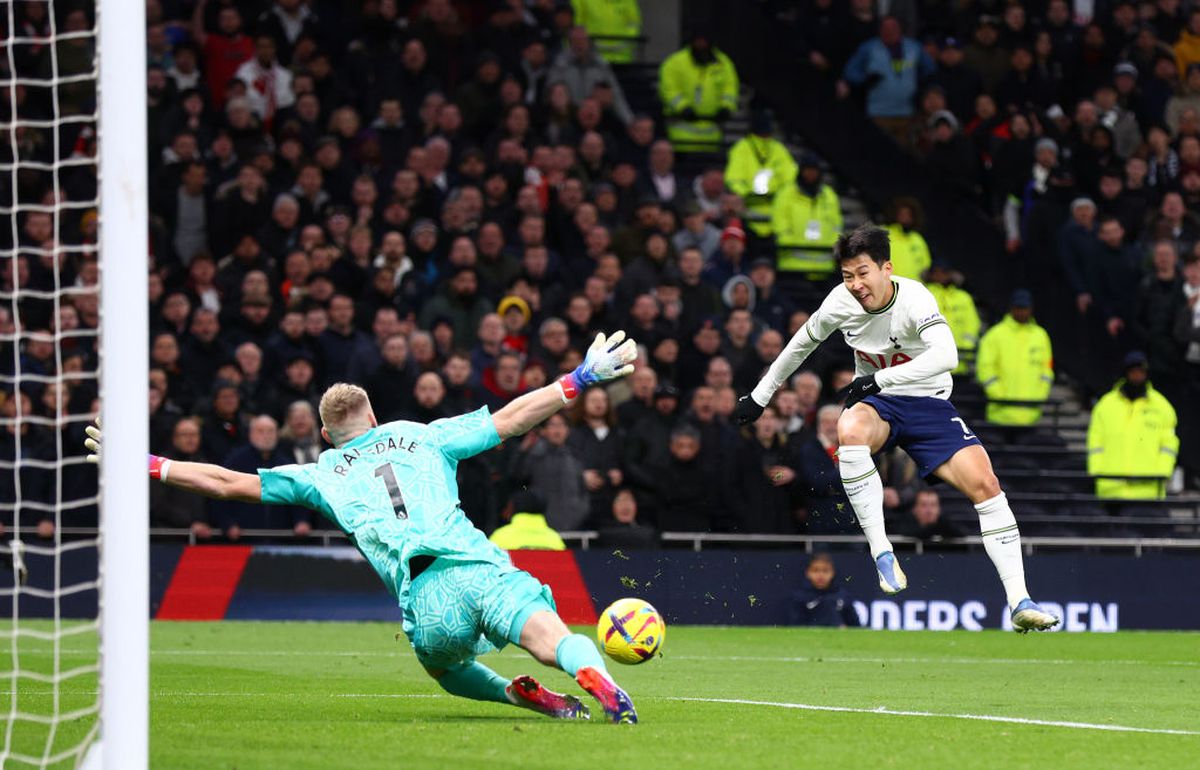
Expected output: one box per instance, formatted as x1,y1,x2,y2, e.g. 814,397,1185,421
373,464,408,519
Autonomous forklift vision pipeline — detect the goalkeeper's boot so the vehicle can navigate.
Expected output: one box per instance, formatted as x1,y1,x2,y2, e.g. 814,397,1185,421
506,675,590,719
875,551,907,594
575,666,638,724
1011,598,1060,633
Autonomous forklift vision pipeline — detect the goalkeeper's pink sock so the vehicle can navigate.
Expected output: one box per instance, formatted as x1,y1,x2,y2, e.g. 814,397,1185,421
555,633,606,676
437,661,509,704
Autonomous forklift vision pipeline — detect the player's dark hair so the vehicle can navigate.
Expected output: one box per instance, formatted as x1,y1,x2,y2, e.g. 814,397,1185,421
833,224,891,267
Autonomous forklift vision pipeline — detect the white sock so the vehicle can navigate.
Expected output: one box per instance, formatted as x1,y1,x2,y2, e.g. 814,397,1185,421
976,492,1029,609
838,445,892,558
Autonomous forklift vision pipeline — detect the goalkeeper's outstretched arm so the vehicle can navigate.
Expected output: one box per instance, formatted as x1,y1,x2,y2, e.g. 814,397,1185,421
85,423,263,502
492,330,637,441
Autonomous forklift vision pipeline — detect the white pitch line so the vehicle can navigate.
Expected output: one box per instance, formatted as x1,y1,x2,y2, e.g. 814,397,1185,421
42,648,1200,668
669,654,1200,668
674,697,1200,736
6,687,1195,737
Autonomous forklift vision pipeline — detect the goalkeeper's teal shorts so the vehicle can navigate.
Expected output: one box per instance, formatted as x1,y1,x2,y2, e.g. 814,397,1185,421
401,559,556,669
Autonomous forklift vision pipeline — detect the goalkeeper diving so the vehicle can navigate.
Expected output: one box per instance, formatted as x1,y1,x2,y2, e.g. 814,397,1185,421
87,332,641,722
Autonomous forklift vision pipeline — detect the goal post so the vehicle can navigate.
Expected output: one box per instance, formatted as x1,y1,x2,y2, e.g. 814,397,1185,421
96,0,148,765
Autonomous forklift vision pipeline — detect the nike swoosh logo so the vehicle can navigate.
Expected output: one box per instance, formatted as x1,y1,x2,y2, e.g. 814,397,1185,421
845,332,858,338
807,599,821,609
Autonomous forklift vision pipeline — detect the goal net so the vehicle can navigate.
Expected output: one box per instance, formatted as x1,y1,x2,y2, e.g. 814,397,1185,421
1,1,147,767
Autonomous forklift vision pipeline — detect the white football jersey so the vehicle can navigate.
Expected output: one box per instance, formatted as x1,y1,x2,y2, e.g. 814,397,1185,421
752,276,956,405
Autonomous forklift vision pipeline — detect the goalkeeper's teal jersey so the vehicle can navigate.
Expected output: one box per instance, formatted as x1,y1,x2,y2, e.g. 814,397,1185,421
258,407,511,609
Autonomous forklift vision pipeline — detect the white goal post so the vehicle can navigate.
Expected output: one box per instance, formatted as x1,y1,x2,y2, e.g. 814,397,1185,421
95,0,148,766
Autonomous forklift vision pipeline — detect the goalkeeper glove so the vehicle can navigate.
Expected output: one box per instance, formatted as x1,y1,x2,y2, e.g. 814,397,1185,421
839,374,881,408
557,330,637,401
84,419,172,480
732,393,766,425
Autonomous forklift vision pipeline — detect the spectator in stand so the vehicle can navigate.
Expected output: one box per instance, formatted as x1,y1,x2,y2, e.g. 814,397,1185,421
724,109,797,243
929,36,982,122
659,30,739,152
549,26,633,125
1135,240,1188,403
489,490,566,551
923,259,981,374
1088,351,1179,499
510,412,589,532
771,154,843,278
747,257,794,334
149,417,211,539
976,290,1055,426
418,267,493,348
235,34,295,125
279,400,322,466
838,16,935,149
1059,197,1100,316
568,387,624,524
703,220,749,288
200,381,248,462
1166,63,1200,136
732,404,800,534
654,423,716,532
623,382,679,498
1176,255,1200,479
883,197,931,280
788,554,860,628
192,1,253,109
595,487,657,549
1093,216,1143,341
898,489,963,545
792,403,854,534
214,415,310,539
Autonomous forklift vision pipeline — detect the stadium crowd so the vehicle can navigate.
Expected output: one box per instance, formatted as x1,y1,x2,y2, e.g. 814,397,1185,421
0,0,1195,548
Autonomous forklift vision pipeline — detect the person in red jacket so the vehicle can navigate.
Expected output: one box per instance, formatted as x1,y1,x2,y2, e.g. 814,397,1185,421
192,1,254,109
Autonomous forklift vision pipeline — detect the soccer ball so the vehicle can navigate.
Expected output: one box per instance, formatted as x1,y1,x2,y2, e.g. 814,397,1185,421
596,598,664,664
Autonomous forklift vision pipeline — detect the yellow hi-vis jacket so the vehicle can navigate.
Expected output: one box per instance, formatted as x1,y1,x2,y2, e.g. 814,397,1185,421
725,135,798,236
884,224,932,280
975,314,1053,425
659,47,739,152
1087,382,1178,499
925,282,981,375
488,513,567,551
771,183,842,274
572,0,641,63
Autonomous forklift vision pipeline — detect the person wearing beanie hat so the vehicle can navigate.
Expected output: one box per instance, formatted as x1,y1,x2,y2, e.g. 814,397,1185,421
975,288,1054,425
1088,348,1179,499
724,108,798,239
771,149,843,278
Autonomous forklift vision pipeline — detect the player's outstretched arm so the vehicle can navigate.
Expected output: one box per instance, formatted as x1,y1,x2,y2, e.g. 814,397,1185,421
84,422,263,503
492,330,637,441
734,319,826,424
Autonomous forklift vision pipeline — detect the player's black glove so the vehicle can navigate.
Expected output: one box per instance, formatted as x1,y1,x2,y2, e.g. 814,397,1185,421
732,394,765,425
839,374,881,408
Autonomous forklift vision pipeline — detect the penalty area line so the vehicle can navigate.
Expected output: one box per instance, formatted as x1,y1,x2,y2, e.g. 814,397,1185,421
673,697,1200,736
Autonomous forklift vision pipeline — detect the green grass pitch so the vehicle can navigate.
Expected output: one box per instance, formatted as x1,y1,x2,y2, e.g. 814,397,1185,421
5,621,1199,769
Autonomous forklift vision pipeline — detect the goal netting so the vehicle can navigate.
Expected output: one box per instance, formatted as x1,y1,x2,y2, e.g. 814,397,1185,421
1,1,148,767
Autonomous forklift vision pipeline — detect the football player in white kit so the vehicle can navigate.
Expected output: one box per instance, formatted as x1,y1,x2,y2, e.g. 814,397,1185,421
734,225,1058,632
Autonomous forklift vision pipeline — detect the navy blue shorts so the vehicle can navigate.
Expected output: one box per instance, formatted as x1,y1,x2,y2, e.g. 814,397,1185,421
862,395,982,480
